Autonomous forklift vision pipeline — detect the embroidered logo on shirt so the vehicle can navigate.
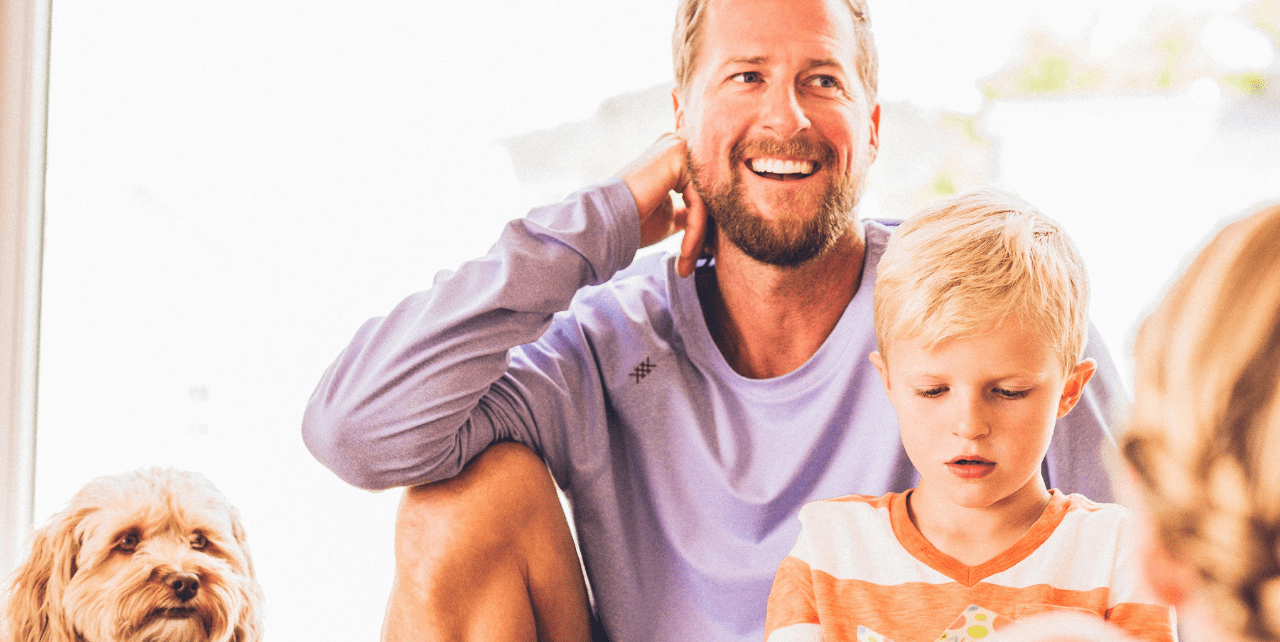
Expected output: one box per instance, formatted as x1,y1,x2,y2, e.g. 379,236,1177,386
630,357,656,383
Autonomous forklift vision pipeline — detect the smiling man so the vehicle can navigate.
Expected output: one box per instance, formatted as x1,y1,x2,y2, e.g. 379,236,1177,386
301,0,1125,641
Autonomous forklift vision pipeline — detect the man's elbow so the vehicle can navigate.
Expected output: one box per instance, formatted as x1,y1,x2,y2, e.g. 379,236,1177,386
301,403,398,492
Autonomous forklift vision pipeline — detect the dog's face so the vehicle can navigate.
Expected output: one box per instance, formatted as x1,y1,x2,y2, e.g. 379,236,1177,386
3,469,263,642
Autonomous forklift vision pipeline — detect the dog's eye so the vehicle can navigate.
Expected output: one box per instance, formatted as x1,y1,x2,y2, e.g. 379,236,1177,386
191,533,208,550
117,533,139,552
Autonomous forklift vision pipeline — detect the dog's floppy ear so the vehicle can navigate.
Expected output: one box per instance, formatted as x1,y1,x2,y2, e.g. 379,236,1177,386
228,505,255,579
3,507,85,642
226,505,265,642
230,600,265,642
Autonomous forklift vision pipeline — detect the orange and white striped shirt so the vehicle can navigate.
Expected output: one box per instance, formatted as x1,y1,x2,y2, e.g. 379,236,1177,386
764,490,1175,642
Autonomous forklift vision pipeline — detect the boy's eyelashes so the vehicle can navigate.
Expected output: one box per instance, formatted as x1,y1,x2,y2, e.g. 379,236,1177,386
910,386,1034,400
993,387,1032,400
914,386,947,398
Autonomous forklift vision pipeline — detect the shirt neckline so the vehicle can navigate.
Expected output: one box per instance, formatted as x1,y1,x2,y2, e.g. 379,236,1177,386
665,219,894,399
888,488,1070,587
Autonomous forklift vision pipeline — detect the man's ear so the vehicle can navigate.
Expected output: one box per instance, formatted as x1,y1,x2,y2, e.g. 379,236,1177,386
868,351,891,393
1056,358,1096,418
673,87,686,135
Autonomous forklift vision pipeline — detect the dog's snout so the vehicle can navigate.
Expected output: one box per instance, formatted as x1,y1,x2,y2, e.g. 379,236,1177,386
167,572,200,602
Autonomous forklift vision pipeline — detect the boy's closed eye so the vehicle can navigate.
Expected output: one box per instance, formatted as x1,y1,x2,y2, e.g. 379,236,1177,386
910,386,1034,400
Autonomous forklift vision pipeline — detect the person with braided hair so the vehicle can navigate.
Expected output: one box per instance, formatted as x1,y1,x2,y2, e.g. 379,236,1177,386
1118,202,1280,642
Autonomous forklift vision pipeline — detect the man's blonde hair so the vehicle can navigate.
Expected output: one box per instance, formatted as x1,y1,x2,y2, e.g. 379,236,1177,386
873,187,1089,374
1121,203,1280,641
671,0,878,105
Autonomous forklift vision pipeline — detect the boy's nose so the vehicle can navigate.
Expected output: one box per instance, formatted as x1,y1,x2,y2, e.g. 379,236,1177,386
952,397,990,439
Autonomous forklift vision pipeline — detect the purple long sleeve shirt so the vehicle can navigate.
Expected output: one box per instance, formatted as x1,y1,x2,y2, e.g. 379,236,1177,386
302,179,1124,642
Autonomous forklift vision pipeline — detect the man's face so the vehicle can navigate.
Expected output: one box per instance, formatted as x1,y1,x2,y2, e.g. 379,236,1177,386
675,0,880,266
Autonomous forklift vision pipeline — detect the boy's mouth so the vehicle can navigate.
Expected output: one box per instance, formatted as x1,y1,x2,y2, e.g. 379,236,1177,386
946,457,995,479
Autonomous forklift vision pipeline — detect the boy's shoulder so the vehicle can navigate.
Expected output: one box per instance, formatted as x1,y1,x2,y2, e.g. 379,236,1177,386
797,491,899,524
1047,491,1136,542
1055,491,1131,518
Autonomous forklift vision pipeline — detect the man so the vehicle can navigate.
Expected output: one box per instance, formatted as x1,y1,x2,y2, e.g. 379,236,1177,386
302,0,1124,640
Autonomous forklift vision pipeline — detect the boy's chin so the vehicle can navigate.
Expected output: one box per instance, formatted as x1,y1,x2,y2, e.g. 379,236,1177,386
926,475,1047,511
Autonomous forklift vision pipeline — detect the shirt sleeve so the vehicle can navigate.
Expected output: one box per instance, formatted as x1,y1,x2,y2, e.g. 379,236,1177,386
765,519,825,642
1103,510,1178,642
1044,322,1127,502
300,179,641,490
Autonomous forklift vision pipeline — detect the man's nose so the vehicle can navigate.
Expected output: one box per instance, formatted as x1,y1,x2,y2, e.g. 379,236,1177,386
759,82,811,138
952,394,990,440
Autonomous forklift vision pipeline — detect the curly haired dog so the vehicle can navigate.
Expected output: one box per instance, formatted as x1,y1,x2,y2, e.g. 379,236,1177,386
2,468,264,642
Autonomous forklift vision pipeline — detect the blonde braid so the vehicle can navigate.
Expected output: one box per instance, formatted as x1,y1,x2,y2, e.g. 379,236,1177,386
1122,203,1280,641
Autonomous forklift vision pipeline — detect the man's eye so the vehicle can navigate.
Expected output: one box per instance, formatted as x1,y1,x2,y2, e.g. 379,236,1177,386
731,71,763,84
914,387,946,398
807,75,839,88
994,388,1031,400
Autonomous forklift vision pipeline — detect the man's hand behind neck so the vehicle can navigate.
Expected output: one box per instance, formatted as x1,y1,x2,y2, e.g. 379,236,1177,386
619,133,868,379
698,226,866,379
619,134,711,278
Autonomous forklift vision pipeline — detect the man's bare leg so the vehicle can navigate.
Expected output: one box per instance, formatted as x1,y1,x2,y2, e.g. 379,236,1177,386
381,442,592,642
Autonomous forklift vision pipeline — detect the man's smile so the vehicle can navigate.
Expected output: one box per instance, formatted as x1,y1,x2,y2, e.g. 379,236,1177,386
746,157,818,180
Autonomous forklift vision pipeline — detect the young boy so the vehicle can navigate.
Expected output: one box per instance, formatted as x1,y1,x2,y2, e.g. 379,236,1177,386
763,188,1175,642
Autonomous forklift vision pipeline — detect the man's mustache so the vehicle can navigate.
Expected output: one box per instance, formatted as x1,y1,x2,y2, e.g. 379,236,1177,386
729,137,837,166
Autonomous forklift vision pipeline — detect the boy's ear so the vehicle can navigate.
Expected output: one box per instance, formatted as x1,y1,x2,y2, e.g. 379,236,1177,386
868,351,891,392
1056,358,1097,418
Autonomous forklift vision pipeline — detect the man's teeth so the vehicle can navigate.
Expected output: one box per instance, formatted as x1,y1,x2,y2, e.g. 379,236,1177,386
749,158,814,175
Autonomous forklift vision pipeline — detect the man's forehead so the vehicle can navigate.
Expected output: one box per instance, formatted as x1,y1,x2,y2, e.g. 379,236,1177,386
699,0,859,63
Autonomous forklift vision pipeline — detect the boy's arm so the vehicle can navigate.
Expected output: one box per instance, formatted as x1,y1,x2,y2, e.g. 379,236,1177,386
300,180,641,490
1045,323,1127,502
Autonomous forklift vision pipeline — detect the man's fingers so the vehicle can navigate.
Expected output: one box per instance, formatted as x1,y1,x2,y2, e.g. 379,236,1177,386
623,134,689,247
639,195,677,247
677,187,709,278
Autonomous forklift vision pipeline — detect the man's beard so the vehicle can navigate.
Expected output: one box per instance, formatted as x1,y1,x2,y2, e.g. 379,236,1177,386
688,137,867,267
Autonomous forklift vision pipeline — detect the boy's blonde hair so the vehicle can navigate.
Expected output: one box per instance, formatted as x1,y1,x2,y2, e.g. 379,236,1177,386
1121,203,1280,641
873,187,1089,373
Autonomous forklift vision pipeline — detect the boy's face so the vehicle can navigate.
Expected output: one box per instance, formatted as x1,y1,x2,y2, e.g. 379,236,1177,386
869,315,1096,511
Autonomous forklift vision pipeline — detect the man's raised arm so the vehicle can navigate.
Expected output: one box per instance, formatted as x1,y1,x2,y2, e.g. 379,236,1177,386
301,136,705,490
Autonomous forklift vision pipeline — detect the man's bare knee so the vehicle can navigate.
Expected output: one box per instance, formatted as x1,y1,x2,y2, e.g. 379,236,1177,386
385,442,589,642
399,443,556,536
393,442,567,581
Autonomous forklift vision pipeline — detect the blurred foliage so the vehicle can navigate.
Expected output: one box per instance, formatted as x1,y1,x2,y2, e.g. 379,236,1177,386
865,102,996,216
942,113,985,144
981,6,1277,100
1223,72,1268,94
931,170,957,196
1016,55,1073,93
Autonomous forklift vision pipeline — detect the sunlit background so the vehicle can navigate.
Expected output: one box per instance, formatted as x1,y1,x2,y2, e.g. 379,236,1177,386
33,0,1280,638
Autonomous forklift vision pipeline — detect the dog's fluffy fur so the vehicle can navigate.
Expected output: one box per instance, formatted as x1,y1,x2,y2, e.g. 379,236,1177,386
2,468,263,642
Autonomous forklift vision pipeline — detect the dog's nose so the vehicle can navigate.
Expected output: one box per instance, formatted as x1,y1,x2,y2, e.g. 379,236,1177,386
167,571,200,602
